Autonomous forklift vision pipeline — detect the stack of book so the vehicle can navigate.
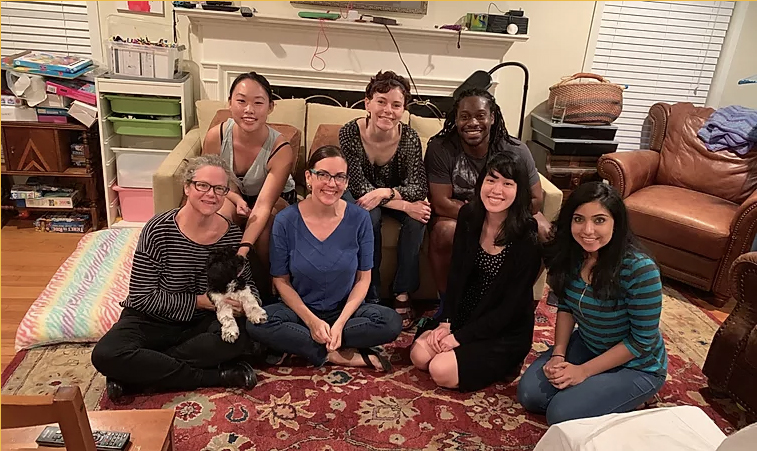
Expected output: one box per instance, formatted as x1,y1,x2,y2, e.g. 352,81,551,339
34,212,90,233
11,52,93,78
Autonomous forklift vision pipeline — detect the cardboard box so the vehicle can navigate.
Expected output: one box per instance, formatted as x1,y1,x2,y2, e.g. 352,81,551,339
37,94,72,109
68,100,97,127
1,94,24,106
25,190,81,208
1,105,38,121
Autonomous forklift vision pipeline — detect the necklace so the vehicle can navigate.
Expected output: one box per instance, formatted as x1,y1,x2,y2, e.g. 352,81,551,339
578,282,589,318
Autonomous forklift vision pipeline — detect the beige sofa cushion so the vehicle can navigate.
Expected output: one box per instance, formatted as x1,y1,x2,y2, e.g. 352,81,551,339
195,98,306,147
409,114,444,157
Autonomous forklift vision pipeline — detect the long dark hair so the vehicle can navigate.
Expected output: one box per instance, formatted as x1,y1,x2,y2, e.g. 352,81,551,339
469,151,536,246
545,182,643,303
434,88,517,148
229,72,274,104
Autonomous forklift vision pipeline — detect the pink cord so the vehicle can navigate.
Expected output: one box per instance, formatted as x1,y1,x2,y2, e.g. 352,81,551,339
310,19,330,72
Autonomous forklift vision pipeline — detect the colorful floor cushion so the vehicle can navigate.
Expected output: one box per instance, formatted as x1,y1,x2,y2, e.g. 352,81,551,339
14,228,140,351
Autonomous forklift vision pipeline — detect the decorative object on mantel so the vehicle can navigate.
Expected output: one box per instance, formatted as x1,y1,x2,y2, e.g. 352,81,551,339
739,74,757,85
116,1,165,15
291,1,428,15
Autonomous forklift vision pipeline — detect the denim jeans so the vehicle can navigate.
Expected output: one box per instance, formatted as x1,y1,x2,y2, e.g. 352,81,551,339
517,330,666,425
246,302,402,366
342,191,425,302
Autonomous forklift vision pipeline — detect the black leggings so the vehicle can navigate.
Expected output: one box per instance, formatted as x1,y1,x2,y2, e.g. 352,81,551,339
91,308,249,392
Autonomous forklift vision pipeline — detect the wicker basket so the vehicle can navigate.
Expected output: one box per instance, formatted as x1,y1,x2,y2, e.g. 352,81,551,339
548,73,623,125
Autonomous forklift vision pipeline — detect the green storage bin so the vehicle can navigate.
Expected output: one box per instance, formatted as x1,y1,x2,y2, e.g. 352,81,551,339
104,95,181,116
108,116,182,137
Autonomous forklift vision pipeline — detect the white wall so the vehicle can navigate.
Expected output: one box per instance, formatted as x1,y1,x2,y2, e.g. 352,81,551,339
709,1,757,109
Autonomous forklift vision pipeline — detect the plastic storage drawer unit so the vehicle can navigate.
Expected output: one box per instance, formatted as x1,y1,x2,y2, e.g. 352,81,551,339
114,149,171,189
104,95,181,116
108,116,182,137
113,184,154,222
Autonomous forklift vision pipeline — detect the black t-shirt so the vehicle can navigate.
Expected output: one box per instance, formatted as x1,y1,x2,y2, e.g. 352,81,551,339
424,131,539,202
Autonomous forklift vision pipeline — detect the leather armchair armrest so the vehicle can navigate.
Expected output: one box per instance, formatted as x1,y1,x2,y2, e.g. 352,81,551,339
597,150,660,198
731,252,757,305
703,251,757,390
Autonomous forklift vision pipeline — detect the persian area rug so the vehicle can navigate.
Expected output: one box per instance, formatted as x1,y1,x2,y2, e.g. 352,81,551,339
2,285,749,450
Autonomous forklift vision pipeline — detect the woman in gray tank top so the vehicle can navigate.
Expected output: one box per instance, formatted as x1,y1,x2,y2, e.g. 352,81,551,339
203,72,296,294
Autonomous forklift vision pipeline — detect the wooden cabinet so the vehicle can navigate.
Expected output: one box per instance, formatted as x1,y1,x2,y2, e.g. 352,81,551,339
1,121,104,230
528,139,603,204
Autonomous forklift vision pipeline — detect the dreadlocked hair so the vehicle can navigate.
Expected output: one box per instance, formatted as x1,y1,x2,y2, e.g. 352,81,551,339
434,88,517,149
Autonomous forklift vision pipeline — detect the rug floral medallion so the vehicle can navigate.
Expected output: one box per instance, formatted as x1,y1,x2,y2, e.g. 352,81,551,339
2,285,749,450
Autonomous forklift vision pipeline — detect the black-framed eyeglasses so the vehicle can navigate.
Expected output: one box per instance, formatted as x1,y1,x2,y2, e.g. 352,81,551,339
309,169,348,185
191,180,230,196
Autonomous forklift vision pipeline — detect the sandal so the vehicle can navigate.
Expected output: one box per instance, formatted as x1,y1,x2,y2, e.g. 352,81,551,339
394,297,417,331
358,347,393,372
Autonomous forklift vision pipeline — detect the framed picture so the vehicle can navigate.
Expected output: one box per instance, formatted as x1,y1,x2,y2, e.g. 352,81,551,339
116,1,165,15
291,1,428,15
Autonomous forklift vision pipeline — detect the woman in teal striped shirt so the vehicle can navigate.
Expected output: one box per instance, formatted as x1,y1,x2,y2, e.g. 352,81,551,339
518,182,667,425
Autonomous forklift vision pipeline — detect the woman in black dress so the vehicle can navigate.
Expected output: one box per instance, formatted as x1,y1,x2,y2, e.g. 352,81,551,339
409,151,541,391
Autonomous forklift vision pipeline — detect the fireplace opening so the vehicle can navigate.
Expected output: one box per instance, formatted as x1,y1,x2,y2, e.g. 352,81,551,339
272,84,454,119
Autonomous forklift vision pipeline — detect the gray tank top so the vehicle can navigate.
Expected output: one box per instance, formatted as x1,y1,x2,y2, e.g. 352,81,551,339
219,118,296,197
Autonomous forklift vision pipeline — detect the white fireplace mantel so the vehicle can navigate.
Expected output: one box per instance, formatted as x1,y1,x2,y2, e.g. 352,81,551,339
176,8,529,100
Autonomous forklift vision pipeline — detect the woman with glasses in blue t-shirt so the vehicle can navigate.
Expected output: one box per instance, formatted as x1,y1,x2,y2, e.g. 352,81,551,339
246,146,402,372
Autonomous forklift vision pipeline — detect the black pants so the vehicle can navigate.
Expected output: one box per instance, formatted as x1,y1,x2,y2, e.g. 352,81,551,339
91,308,249,392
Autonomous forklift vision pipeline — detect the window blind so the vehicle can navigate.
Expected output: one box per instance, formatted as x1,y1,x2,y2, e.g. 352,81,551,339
0,1,91,58
590,1,734,151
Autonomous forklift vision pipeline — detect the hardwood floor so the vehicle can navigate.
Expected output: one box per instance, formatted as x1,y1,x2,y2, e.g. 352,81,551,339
1,221,84,372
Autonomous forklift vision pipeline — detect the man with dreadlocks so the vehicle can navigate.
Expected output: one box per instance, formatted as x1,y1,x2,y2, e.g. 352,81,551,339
425,88,552,312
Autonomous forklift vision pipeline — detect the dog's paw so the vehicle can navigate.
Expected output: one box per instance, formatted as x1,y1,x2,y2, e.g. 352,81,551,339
221,326,239,343
250,309,268,324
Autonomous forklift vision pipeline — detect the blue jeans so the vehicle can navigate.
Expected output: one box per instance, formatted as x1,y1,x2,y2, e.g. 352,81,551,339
246,302,402,366
517,330,666,425
342,191,424,301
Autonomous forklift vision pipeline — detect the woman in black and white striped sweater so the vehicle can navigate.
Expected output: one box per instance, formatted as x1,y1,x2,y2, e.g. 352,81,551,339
92,155,258,400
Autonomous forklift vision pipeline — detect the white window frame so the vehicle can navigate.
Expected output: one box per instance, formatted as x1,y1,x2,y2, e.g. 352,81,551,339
582,1,738,152
0,1,95,59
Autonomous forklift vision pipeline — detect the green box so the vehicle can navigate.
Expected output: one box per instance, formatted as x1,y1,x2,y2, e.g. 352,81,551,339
104,95,181,117
465,13,489,31
108,116,182,138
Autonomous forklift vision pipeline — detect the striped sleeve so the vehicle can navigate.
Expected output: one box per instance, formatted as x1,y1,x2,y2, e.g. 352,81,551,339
621,257,663,358
125,225,197,322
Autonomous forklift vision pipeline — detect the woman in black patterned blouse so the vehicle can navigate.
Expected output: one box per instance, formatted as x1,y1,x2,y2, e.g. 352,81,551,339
339,71,429,330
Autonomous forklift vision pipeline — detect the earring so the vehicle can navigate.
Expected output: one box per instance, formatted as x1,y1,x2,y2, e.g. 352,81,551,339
307,183,311,190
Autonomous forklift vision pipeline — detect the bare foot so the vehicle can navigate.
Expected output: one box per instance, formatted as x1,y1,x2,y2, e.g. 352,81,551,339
327,349,383,371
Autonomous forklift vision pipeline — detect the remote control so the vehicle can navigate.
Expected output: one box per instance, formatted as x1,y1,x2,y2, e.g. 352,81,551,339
36,426,131,450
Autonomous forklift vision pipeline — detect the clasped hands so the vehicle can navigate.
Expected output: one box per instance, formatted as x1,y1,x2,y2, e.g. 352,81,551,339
307,318,344,352
424,323,460,353
542,354,589,389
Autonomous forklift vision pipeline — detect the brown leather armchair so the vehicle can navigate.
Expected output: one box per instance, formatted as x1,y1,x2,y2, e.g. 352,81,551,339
703,252,757,420
598,102,757,305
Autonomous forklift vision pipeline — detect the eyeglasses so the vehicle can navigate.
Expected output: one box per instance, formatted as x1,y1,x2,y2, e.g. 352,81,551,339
309,169,348,185
191,180,230,196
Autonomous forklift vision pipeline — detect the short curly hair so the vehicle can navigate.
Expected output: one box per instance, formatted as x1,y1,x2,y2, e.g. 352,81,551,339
365,70,411,106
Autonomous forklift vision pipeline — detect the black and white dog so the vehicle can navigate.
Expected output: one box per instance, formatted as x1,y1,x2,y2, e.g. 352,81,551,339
206,246,267,343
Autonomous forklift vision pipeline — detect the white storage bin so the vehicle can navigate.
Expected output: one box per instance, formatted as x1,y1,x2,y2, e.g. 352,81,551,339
107,41,185,80
114,148,171,188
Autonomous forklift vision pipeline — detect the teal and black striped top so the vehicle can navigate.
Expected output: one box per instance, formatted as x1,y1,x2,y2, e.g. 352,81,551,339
557,253,668,376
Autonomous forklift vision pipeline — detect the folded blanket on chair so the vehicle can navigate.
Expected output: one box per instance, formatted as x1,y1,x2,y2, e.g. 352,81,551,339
698,105,757,155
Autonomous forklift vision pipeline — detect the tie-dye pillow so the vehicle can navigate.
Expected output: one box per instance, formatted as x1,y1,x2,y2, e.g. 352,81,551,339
15,228,140,351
